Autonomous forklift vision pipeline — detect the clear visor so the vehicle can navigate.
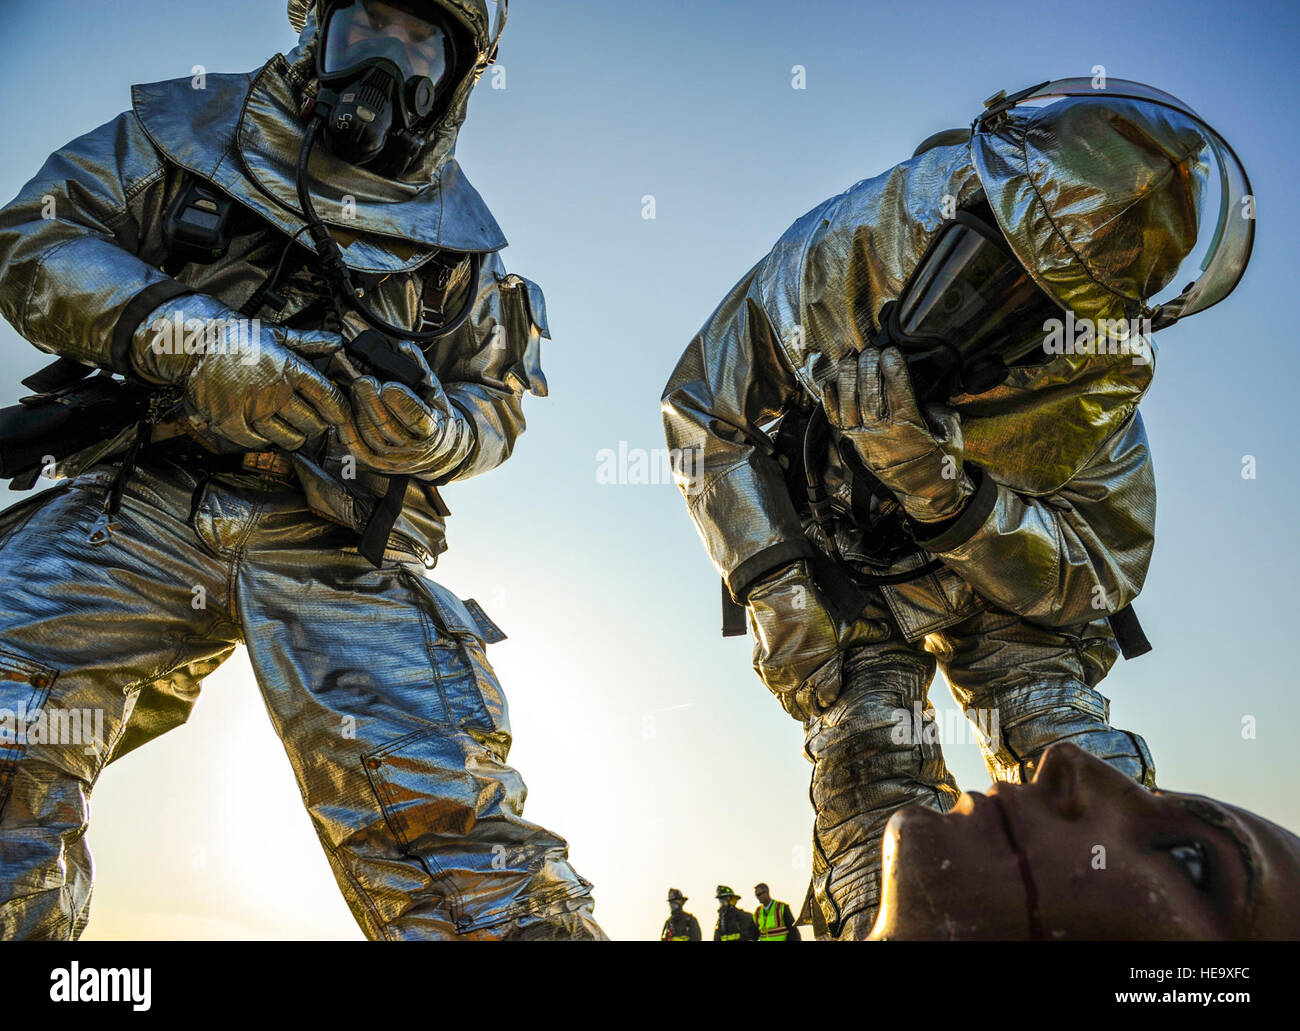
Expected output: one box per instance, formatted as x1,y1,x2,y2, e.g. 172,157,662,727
983,78,1255,329
322,0,451,86
897,216,1064,365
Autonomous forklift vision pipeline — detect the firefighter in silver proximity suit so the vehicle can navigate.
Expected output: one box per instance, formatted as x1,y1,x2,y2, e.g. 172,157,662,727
661,80,1254,939
0,0,606,940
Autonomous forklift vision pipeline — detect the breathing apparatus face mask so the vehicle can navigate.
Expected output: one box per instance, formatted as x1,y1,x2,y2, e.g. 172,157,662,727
877,202,1066,402
315,0,457,173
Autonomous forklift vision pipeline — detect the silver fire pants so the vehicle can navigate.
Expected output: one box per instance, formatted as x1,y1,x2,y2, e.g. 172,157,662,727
803,588,1155,940
0,458,604,940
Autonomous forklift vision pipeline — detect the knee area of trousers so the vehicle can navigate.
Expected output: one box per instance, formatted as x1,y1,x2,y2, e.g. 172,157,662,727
814,864,882,941
811,743,960,816
998,715,1156,788
499,894,606,941
807,662,935,748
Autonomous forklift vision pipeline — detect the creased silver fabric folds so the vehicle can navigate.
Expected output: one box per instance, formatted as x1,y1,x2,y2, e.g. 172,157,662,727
662,91,1195,938
0,462,601,940
0,0,598,940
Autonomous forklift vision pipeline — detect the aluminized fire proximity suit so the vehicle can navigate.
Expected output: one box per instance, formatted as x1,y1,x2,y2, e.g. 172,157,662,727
662,92,1217,938
0,1,604,940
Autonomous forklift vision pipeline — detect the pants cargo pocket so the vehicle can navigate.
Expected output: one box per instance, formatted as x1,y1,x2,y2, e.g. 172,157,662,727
357,572,587,935
0,649,59,818
361,719,584,935
399,569,510,746
0,482,75,553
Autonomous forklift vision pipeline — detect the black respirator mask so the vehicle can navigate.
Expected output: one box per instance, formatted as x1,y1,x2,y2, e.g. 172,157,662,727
873,201,1066,402
314,0,458,175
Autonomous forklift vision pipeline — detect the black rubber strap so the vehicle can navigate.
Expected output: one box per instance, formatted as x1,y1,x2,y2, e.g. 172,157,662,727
21,356,93,394
110,280,196,376
1108,603,1153,660
8,467,41,492
727,539,817,605
721,579,748,637
911,463,999,554
358,475,409,567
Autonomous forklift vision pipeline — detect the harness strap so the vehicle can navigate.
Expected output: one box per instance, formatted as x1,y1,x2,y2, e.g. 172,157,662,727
21,356,94,394
1107,603,1152,659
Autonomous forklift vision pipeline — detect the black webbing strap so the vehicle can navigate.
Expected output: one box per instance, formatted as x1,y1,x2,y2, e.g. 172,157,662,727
109,280,196,376
358,475,409,567
1107,603,1152,660
722,579,748,637
21,356,94,394
8,467,40,491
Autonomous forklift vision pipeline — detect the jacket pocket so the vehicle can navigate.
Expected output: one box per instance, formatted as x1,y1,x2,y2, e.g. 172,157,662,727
499,273,549,398
405,573,507,645
0,649,59,816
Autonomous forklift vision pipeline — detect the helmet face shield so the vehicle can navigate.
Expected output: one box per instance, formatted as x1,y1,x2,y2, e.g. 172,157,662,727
321,0,453,92
973,78,1254,331
887,209,1065,399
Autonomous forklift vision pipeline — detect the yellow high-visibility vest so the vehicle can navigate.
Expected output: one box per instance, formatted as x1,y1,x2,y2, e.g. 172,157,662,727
756,900,789,941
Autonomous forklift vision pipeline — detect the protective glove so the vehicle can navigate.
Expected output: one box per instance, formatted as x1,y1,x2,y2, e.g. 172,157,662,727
747,559,888,722
334,340,475,479
820,346,974,524
130,293,350,451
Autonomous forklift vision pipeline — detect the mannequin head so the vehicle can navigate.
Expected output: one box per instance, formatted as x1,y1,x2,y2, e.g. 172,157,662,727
870,742,1300,940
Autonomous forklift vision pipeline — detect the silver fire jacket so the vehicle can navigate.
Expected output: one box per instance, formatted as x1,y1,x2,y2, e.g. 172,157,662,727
662,118,1198,640
0,2,546,567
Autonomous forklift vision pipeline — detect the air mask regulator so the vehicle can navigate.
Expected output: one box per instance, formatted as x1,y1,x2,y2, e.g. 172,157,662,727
288,1,512,565
311,0,458,175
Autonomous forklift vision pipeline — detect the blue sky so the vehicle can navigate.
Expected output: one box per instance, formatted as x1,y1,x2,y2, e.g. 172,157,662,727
0,0,1297,940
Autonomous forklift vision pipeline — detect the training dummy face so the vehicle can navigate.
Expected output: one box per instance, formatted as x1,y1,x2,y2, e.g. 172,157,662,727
870,741,1300,940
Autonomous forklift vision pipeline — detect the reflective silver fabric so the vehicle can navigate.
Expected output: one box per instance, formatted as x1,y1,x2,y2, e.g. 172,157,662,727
0,7,547,562
804,589,1154,940
661,138,1162,623
0,1,597,940
0,459,602,940
662,93,1189,939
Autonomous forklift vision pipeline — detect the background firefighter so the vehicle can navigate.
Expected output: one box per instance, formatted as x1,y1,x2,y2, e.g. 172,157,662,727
660,887,701,941
713,884,757,941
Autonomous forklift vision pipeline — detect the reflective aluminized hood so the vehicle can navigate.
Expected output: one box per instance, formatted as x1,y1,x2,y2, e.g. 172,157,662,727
129,3,508,275
760,81,1253,494
973,94,1208,328
761,139,1157,495
972,78,1255,332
